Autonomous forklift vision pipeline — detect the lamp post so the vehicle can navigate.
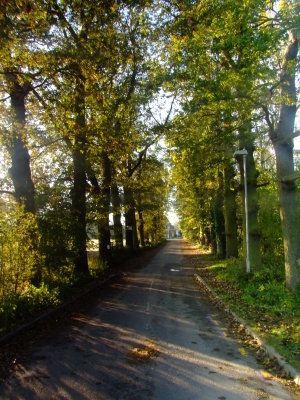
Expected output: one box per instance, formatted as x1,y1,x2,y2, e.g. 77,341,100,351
234,148,250,273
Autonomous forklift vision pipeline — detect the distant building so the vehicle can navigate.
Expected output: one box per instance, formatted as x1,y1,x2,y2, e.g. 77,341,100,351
166,222,182,239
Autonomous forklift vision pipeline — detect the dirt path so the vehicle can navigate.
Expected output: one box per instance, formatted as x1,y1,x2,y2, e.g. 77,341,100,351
0,240,296,399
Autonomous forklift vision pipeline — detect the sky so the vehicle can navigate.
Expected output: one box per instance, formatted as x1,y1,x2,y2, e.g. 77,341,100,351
167,210,179,225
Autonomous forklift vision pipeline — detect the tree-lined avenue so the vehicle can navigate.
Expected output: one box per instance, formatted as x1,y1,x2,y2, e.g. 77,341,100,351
0,240,295,399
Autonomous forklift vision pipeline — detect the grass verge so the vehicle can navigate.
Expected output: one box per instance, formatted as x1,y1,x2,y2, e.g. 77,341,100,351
195,254,300,371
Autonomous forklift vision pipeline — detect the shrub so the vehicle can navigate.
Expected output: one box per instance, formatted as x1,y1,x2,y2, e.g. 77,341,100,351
0,203,41,299
88,255,108,278
215,257,247,286
38,206,73,273
242,280,287,307
0,284,60,327
258,190,284,262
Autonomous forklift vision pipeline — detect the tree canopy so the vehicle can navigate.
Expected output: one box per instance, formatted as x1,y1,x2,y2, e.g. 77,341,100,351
0,0,299,329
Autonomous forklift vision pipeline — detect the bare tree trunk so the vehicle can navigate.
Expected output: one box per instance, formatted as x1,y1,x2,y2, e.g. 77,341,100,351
268,30,300,290
124,185,138,250
98,153,112,265
238,126,262,270
208,222,216,255
136,186,145,247
71,77,89,275
6,77,35,213
223,159,238,258
213,171,226,258
138,210,145,247
111,183,123,249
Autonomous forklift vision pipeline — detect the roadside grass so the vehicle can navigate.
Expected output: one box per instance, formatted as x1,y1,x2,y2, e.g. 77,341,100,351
196,256,300,371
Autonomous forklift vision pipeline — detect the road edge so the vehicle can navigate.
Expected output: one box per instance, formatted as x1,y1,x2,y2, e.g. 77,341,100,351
0,272,119,347
0,243,167,348
194,273,300,386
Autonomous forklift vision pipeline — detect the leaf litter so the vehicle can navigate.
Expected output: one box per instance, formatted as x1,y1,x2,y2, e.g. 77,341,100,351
127,340,160,364
183,244,300,397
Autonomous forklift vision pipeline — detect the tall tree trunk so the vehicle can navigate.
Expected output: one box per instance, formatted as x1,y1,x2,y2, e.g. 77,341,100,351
137,210,145,247
124,185,138,250
132,216,139,248
223,159,238,258
6,77,41,283
213,171,226,258
6,77,35,213
238,126,262,270
208,223,216,255
111,183,123,249
136,187,145,247
71,77,89,274
269,30,300,290
98,153,112,265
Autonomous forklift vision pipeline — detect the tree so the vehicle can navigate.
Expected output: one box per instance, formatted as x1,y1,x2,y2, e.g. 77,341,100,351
261,0,300,289
34,0,124,273
0,3,46,213
223,155,238,258
134,156,169,245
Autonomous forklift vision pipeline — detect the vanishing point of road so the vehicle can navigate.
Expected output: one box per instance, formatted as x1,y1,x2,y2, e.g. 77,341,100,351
0,240,296,399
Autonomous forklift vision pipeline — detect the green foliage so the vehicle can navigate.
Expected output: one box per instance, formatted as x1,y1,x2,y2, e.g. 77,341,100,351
88,255,109,279
0,203,41,298
258,190,284,262
212,256,287,307
211,258,245,283
242,281,287,307
0,203,53,328
0,284,60,328
0,0,299,339
43,264,91,301
38,204,73,272
133,156,169,245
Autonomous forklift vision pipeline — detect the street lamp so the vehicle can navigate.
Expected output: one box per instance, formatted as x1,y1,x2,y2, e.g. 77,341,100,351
234,148,251,273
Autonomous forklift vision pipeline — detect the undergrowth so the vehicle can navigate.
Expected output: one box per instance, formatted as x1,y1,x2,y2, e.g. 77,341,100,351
0,256,109,334
0,236,162,335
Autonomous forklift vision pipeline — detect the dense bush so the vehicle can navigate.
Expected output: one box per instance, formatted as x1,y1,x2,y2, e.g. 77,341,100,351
37,196,73,273
214,256,288,307
258,190,284,263
0,204,51,327
0,204,41,298
0,284,60,328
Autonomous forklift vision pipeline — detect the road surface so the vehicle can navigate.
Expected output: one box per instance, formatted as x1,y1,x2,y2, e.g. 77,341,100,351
0,239,296,399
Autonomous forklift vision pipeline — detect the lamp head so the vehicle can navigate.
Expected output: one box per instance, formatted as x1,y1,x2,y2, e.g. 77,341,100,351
234,148,248,157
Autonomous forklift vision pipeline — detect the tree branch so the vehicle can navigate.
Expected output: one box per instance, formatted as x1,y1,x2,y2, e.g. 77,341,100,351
31,86,101,196
126,66,138,102
273,130,300,146
0,95,10,102
148,95,177,130
127,96,177,178
31,137,64,150
256,182,270,188
261,104,275,139
281,172,300,183
52,1,81,49
127,139,156,178
0,190,15,197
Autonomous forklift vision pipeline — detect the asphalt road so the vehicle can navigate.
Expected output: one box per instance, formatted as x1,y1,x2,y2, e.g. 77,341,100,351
0,239,296,399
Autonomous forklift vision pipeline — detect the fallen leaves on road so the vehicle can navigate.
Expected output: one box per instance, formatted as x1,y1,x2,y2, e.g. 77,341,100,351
238,347,248,356
128,340,160,363
184,246,293,377
260,370,274,380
